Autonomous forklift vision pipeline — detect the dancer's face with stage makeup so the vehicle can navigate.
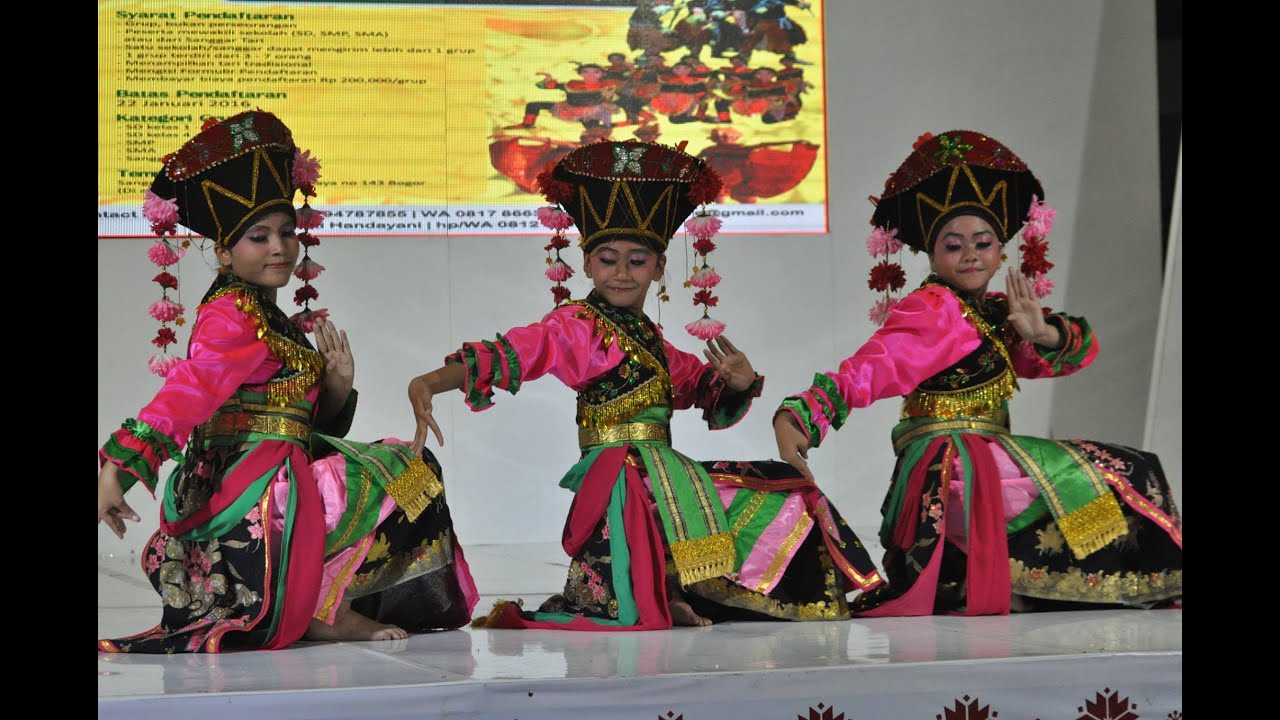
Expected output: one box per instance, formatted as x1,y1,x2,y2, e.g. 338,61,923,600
929,214,1002,301
215,211,299,301
583,239,666,315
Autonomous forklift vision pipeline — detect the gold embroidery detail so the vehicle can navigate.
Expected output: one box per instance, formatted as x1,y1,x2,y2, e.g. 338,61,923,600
206,286,325,407
669,532,736,587
471,598,522,628
1103,471,1183,546
208,491,272,653
1034,523,1066,555
384,456,444,522
365,533,390,563
575,180,676,249
199,147,294,246
579,422,671,448
917,164,1010,252
902,379,1013,422
568,303,673,429
578,375,672,430
672,450,721,537
1010,559,1182,604
903,285,1019,421
688,542,848,620
641,445,689,540
1055,493,1128,560
731,491,769,535
201,413,311,442
892,418,1009,454
346,532,455,599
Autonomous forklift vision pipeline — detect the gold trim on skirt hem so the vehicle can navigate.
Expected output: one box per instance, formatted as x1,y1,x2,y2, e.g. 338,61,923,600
1010,559,1182,605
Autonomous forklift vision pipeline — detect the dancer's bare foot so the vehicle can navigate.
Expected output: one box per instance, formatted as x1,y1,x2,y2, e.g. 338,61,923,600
306,599,409,641
670,598,713,627
667,584,712,627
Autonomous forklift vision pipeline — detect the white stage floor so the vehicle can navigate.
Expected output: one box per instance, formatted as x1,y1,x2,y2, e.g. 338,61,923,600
99,541,1182,720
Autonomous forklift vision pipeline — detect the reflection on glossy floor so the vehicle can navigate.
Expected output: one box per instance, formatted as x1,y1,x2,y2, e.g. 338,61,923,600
99,541,1182,720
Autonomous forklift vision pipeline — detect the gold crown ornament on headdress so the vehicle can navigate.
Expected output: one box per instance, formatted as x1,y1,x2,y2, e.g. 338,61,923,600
141,111,329,376
863,130,1058,325
534,140,728,339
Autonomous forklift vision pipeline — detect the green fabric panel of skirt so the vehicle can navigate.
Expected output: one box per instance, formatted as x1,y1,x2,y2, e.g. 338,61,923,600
320,443,384,556
723,486,788,566
636,443,730,549
606,475,639,624
162,453,276,541
993,434,1107,524
312,434,407,552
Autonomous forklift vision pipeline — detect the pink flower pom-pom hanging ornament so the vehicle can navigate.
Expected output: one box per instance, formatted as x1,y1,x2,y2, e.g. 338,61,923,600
290,307,331,333
1018,194,1057,299
864,225,905,326
290,147,326,329
685,315,726,341
141,190,189,375
536,191,576,307
683,210,725,339
147,353,182,378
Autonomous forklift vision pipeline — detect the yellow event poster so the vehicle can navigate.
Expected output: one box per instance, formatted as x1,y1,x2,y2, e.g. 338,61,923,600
99,0,827,236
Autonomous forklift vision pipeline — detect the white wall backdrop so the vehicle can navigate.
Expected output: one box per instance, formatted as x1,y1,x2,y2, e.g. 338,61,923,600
1146,139,1182,515
98,0,1179,557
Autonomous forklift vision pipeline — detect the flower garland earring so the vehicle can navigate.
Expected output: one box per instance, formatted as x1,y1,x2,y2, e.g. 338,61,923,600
865,224,906,325
142,189,187,377
535,164,577,306
290,148,329,332
1019,194,1057,298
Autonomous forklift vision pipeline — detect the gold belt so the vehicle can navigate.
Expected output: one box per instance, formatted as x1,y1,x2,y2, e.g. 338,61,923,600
578,422,670,449
202,412,312,441
892,418,1009,454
